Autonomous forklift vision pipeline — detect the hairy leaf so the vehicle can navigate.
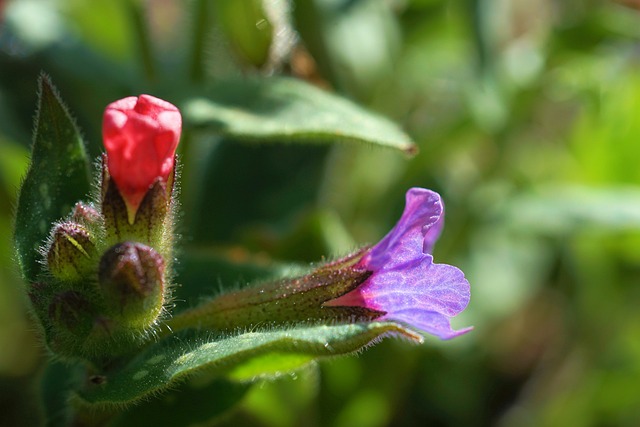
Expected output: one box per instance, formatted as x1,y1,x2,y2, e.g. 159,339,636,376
77,322,421,406
183,77,417,154
14,76,91,282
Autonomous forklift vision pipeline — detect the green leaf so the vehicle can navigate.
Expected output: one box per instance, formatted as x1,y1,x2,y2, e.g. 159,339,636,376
183,77,417,154
76,323,421,406
216,0,273,68
14,75,92,282
293,0,401,101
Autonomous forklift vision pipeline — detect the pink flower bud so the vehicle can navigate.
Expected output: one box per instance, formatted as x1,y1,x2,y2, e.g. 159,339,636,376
102,95,181,218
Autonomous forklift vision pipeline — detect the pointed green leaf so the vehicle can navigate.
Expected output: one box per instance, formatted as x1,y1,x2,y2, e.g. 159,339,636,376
14,76,91,282
183,77,417,154
77,323,421,406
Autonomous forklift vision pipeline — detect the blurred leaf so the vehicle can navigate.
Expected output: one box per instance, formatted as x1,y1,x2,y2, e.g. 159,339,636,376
2,0,142,157
174,246,306,311
122,0,156,82
13,76,91,282
566,71,640,185
187,140,328,248
503,186,640,234
59,0,134,63
184,77,417,154
0,377,43,427
0,90,31,146
239,365,320,427
215,0,273,68
77,323,420,406
0,139,29,206
187,0,214,82
268,209,356,262
111,378,250,427
293,0,401,101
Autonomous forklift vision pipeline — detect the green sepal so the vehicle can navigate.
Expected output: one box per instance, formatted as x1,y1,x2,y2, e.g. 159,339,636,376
14,75,91,282
184,77,417,154
76,322,422,407
29,279,159,361
100,156,175,258
46,221,97,283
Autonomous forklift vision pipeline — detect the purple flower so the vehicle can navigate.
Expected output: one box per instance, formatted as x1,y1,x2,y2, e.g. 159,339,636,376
325,188,471,339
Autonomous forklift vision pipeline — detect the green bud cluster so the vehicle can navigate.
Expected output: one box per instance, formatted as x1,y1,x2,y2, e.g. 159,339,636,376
28,158,176,360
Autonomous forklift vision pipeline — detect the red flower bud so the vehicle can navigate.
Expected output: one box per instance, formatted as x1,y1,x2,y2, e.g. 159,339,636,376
102,95,181,219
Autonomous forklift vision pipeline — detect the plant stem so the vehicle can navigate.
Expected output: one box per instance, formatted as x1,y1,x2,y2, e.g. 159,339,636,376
125,0,157,82
189,0,209,82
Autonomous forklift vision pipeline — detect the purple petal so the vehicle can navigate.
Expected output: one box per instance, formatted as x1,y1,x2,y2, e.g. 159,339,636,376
325,256,471,339
324,188,472,340
384,309,473,340
356,255,470,316
361,188,443,271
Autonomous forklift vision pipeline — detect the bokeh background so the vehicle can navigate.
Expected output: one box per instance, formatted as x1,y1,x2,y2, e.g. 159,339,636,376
2,0,640,426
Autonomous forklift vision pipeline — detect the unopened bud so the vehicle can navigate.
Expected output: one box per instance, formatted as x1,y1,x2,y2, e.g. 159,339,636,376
98,242,165,329
71,201,102,225
102,95,181,220
46,222,96,282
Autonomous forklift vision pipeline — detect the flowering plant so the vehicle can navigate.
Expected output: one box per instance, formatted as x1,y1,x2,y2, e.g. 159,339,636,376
13,78,471,425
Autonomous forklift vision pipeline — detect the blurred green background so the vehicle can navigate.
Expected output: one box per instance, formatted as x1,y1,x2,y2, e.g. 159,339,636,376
2,0,640,425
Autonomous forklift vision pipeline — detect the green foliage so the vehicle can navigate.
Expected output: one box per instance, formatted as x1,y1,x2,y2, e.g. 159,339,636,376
13,75,91,283
215,0,274,68
184,77,417,154
293,0,401,101
4,0,640,426
77,323,419,406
